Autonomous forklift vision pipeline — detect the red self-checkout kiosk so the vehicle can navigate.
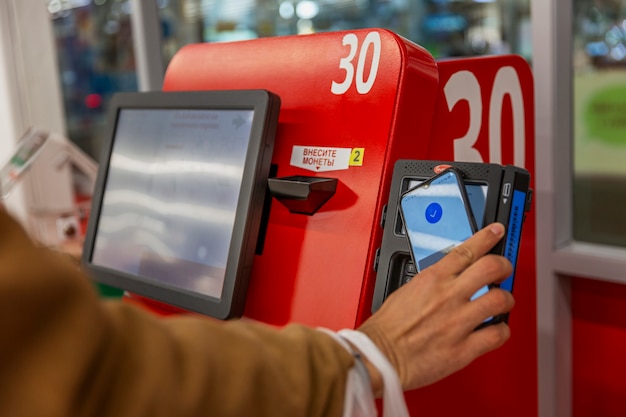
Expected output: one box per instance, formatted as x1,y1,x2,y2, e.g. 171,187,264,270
83,29,537,417
160,29,442,328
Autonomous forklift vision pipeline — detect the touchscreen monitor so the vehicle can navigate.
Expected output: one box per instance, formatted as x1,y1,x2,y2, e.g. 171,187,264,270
82,90,280,319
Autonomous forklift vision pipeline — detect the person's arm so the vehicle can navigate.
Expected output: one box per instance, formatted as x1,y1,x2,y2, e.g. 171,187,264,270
0,211,353,417
0,207,514,417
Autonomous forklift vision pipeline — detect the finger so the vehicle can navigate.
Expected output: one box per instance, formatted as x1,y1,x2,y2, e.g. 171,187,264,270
462,321,511,361
462,288,515,330
455,254,513,300
429,223,506,278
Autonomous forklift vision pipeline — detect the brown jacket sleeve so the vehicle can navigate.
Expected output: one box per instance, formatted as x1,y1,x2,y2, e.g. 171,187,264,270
0,211,354,417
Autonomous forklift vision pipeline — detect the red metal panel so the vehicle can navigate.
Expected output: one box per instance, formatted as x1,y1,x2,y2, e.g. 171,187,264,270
572,277,626,417
406,55,538,417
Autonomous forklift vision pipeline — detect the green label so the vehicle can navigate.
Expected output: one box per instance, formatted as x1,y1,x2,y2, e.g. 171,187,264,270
584,85,626,146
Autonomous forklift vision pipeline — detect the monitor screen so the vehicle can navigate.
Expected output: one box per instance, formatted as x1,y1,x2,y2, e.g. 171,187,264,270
82,90,280,319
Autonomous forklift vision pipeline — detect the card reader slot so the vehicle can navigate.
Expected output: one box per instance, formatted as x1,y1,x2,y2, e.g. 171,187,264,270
386,252,415,296
267,175,338,215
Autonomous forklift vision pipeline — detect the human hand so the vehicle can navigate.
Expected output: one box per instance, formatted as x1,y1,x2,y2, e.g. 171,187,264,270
358,222,514,392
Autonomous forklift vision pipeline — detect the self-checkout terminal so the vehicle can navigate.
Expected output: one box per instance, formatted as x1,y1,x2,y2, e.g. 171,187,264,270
82,29,538,417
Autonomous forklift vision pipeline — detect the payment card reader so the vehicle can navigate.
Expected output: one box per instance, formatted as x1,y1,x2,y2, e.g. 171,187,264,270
372,160,532,313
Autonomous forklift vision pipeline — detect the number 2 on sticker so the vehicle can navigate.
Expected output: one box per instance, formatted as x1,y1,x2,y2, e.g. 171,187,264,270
350,148,364,166
331,32,381,95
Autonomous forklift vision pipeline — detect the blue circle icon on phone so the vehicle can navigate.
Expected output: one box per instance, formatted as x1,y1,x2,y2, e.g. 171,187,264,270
425,202,443,224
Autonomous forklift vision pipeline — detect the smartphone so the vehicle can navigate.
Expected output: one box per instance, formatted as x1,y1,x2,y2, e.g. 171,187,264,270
400,168,496,324
399,168,478,272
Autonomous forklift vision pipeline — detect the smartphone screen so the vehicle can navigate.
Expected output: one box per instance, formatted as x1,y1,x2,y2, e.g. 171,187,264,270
400,169,477,273
404,179,488,228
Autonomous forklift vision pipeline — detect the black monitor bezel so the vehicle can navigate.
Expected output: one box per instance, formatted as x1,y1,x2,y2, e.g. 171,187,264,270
82,90,280,319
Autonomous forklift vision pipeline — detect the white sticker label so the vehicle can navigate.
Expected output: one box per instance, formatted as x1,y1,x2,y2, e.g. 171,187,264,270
290,146,352,172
